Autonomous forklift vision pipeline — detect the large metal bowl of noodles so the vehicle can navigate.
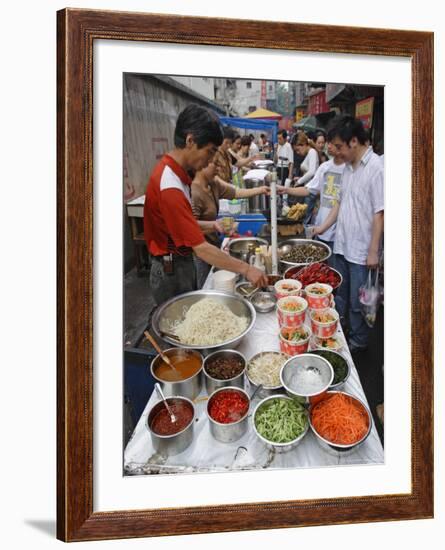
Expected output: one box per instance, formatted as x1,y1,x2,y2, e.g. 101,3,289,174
151,290,257,354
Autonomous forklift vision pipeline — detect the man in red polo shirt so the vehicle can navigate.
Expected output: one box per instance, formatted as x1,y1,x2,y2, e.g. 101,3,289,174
144,104,268,305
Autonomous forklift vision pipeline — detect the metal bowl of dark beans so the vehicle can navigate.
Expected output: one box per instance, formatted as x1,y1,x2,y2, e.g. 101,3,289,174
203,350,246,394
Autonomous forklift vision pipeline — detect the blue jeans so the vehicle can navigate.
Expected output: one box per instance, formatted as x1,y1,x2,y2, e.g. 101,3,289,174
316,238,335,267
333,254,369,348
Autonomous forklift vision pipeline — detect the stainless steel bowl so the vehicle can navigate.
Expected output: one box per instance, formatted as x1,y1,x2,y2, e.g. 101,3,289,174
278,239,331,269
246,351,288,397
203,350,246,394
151,290,256,354
147,396,195,456
251,291,277,313
284,264,343,290
307,350,351,390
207,387,250,443
280,353,334,400
252,394,309,453
227,237,268,262
309,390,373,456
150,348,203,400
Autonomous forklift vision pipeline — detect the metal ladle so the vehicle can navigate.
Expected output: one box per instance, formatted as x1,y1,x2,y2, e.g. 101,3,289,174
155,383,177,424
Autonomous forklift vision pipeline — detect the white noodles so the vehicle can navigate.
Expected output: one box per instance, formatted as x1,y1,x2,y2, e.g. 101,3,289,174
247,353,288,388
172,298,249,346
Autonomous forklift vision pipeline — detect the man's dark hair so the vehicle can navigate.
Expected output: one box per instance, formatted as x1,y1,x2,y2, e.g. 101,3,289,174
326,115,367,145
240,135,251,147
222,126,237,141
174,104,223,149
260,133,266,139
278,129,287,139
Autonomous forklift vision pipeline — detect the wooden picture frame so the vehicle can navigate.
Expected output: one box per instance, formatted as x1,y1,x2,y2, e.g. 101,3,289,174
57,8,434,542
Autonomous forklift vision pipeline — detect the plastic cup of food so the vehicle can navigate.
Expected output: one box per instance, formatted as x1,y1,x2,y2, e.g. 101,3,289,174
277,296,308,328
274,278,302,300
311,335,344,352
310,308,339,338
304,282,333,310
221,216,235,235
279,325,311,356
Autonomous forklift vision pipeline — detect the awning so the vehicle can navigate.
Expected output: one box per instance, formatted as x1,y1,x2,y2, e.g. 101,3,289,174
292,115,324,134
243,107,282,120
219,116,279,142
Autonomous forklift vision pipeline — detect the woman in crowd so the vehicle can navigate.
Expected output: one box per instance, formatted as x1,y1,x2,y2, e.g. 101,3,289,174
292,132,320,223
191,161,270,287
228,133,260,171
315,131,329,164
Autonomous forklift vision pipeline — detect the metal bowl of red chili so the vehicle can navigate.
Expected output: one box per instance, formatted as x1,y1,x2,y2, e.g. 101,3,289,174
285,262,343,290
207,387,250,443
147,396,195,456
203,350,246,395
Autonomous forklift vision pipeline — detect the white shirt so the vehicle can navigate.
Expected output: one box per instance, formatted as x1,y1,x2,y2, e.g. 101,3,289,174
306,159,345,243
276,142,293,168
249,142,260,156
334,147,384,265
298,148,319,184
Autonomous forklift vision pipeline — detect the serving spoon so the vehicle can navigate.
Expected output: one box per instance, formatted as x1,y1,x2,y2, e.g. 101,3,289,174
155,383,177,424
144,331,180,375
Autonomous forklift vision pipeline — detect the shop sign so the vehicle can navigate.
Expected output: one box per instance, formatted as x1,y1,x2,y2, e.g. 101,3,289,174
261,80,267,108
308,91,329,115
295,109,305,122
355,97,375,129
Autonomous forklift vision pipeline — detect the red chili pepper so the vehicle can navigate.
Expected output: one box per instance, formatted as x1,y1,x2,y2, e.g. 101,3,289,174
209,391,248,424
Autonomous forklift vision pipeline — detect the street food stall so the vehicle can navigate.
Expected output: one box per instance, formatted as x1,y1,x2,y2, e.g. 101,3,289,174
124,238,384,475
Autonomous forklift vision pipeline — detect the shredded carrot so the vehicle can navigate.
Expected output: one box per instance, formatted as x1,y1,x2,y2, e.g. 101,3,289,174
311,393,369,445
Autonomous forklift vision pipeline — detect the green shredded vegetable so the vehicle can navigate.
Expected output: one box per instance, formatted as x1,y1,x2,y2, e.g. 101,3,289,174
255,398,307,443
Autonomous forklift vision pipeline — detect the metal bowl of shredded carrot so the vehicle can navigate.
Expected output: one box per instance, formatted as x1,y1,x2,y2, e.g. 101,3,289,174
309,391,372,455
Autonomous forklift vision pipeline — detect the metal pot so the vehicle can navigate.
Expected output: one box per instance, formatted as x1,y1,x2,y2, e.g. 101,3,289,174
150,348,203,400
280,353,334,401
227,237,268,263
203,350,246,394
307,349,351,390
243,178,269,213
207,387,250,443
252,394,309,453
151,290,257,354
309,390,373,456
245,351,289,398
147,396,195,456
278,238,331,270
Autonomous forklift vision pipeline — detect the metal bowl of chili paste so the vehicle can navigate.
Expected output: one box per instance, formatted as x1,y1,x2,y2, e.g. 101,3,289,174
147,396,195,456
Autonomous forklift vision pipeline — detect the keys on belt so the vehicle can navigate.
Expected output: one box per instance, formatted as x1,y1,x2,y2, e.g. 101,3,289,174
162,254,173,274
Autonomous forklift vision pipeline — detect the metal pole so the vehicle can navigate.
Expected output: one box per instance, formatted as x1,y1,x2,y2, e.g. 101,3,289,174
270,169,278,274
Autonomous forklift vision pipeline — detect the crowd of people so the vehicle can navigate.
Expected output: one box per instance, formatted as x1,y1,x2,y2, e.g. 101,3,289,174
143,103,384,355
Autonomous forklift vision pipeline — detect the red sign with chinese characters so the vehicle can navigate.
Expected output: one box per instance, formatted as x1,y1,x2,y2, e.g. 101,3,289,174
355,97,375,129
261,80,267,108
308,91,329,115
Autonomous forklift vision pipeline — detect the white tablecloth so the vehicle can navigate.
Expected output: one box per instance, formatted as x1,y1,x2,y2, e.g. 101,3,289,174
124,272,384,476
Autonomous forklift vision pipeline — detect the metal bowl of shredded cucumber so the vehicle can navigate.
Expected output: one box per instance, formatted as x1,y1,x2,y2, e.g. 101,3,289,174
252,394,309,452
